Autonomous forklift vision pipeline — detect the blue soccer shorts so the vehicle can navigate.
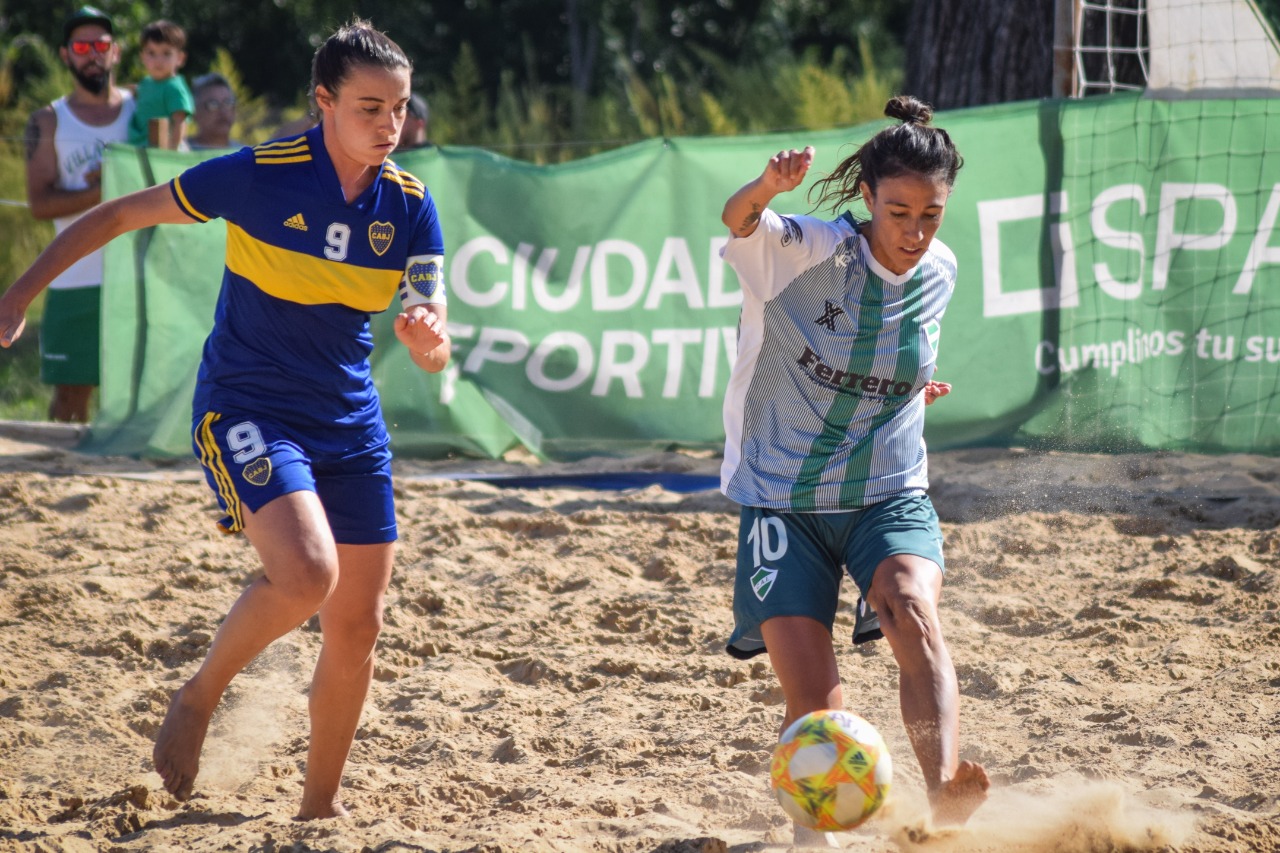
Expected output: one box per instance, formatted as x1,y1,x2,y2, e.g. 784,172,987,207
726,493,944,659
192,411,397,544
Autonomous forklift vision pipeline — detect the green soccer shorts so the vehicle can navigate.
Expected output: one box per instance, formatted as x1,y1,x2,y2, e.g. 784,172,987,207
726,493,945,659
39,286,101,386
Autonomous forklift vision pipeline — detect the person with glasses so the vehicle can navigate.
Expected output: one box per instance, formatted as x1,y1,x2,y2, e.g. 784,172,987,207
188,72,240,150
20,4,134,422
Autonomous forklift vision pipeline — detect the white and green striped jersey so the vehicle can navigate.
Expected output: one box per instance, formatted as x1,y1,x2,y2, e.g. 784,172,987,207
720,208,956,511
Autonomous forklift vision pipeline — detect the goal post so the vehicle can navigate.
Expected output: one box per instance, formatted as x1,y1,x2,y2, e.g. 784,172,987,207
1054,0,1280,98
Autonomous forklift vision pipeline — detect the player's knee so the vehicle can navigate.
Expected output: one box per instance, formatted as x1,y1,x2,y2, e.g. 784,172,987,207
322,605,384,652
878,587,940,648
278,557,339,608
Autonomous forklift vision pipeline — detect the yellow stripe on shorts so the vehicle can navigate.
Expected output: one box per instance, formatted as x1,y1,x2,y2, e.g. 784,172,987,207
196,412,244,532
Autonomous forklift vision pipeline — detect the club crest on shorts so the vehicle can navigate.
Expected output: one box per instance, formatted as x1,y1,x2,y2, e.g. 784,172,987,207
751,566,778,601
368,221,395,256
243,457,272,487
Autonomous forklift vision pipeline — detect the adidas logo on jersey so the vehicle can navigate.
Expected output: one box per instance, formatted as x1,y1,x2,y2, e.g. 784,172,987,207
284,213,308,231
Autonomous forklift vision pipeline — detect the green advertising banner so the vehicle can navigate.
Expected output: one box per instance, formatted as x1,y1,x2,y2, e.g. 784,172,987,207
85,93,1280,460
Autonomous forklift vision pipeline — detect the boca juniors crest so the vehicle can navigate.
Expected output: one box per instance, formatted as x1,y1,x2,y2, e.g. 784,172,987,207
407,259,440,299
369,221,395,256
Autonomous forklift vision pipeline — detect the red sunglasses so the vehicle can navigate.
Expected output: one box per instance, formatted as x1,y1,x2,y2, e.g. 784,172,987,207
69,38,113,56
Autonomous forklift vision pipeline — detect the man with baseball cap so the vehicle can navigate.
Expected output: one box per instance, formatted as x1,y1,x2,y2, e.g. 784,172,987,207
24,5,135,421
62,4,113,42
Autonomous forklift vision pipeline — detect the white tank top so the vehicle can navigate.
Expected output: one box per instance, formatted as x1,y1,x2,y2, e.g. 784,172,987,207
49,91,135,290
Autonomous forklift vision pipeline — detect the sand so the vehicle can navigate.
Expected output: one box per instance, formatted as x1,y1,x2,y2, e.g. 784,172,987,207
0,426,1277,853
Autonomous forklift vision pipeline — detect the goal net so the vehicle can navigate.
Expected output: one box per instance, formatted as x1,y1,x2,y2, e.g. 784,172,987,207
1023,0,1280,453
1069,0,1280,96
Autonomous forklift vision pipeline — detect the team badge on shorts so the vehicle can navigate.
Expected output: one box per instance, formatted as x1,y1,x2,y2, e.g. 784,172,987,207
243,457,272,486
369,221,395,256
751,566,778,601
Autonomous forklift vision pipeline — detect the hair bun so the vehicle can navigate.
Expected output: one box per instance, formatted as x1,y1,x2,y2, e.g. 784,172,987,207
884,95,933,126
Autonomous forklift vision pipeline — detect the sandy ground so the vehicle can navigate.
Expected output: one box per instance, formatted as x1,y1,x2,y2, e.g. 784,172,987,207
0,425,1278,853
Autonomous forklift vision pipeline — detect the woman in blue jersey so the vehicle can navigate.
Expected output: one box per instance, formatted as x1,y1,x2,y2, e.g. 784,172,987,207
0,21,447,819
718,96,988,835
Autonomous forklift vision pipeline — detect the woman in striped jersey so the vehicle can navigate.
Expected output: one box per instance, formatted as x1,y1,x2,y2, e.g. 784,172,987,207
718,96,988,837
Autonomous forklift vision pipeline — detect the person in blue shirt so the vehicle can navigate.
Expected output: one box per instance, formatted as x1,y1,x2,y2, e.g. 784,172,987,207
0,19,448,820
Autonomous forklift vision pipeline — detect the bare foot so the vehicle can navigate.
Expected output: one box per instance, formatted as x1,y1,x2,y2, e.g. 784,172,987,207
152,684,213,801
295,799,350,821
930,761,989,827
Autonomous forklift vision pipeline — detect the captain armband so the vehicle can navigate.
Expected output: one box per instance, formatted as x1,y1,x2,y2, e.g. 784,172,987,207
399,254,447,310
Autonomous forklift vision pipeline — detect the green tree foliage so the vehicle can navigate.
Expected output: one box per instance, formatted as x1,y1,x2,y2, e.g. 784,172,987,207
2,1,909,136
0,36,63,292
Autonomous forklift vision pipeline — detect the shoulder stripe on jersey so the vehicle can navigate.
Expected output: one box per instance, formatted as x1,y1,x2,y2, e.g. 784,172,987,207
254,136,308,151
171,177,210,222
195,412,244,533
225,222,402,313
382,170,424,199
254,137,311,164
254,154,313,165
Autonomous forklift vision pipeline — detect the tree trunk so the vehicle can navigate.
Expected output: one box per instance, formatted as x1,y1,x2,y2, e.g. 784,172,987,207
905,0,1057,109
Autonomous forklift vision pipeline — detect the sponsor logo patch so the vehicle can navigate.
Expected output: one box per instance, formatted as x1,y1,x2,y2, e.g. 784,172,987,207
284,213,307,231
243,457,272,486
750,566,778,601
369,221,395,256
798,346,915,399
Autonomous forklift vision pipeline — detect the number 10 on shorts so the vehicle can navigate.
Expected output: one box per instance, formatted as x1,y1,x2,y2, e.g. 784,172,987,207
748,515,787,601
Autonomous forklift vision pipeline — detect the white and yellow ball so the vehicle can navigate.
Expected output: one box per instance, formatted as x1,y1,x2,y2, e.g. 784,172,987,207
770,709,892,831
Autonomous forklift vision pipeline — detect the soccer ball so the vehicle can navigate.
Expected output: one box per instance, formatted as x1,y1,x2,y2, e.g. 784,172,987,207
770,709,892,831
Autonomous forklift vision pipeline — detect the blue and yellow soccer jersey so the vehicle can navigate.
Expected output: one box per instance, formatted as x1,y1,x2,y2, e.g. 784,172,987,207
170,123,445,449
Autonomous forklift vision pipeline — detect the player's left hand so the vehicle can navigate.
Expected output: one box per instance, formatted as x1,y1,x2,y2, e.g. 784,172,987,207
924,380,951,405
394,305,446,355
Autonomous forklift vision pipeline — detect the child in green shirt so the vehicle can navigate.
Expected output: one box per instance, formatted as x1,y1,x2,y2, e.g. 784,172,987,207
128,19,195,148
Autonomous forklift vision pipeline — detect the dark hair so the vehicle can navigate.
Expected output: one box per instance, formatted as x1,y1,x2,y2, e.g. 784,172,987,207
310,19,411,101
140,19,186,50
809,95,964,213
193,72,231,96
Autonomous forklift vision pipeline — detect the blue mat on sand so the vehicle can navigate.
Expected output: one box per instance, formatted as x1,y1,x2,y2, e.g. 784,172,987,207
428,471,721,493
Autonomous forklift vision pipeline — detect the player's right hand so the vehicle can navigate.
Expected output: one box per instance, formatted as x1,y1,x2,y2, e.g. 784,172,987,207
762,146,814,194
0,313,26,348
0,290,27,348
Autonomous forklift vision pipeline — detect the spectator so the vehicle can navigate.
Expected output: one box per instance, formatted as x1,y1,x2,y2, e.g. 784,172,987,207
22,4,135,422
395,93,430,151
127,19,195,149
188,72,239,150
